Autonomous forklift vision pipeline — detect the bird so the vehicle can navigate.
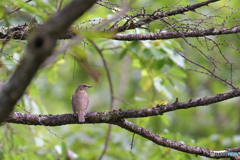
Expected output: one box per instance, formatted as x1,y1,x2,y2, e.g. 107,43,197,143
72,84,92,123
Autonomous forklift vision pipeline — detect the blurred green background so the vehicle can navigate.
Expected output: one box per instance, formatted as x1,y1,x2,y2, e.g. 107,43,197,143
0,0,240,159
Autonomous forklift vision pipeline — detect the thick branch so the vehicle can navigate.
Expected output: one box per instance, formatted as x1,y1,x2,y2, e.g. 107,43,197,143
5,112,239,158
114,26,240,41
114,119,239,159
5,88,240,124
0,0,97,122
2,25,240,41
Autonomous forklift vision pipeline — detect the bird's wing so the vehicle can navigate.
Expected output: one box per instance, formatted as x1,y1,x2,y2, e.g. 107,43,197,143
84,97,89,115
71,94,77,115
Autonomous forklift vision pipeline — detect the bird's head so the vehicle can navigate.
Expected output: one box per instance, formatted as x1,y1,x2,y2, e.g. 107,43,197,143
77,84,92,91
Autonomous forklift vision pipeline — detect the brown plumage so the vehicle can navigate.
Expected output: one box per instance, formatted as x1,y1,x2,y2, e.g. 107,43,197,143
72,84,92,122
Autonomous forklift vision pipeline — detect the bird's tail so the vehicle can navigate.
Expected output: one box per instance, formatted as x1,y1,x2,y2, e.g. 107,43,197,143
78,111,85,122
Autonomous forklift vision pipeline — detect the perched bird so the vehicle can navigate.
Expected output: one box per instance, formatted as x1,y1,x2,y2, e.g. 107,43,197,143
72,84,92,122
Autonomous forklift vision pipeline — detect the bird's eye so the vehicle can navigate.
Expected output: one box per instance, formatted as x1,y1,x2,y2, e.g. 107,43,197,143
84,85,86,87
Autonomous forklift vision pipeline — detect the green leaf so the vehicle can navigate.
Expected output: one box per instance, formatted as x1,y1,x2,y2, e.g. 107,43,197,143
71,45,87,59
142,48,165,60
134,96,147,101
119,48,128,60
0,6,5,19
169,52,185,68
141,40,153,48
29,82,39,98
153,77,163,92
151,48,166,60
153,77,172,99
141,69,148,77
171,76,186,87
13,135,26,146
77,30,115,39
55,145,62,155
136,116,149,129
163,87,172,100
31,100,40,114
140,76,152,91
171,40,183,51
142,48,153,60
149,116,162,133
161,114,169,126
164,57,174,67
22,94,30,110
151,59,165,70
169,67,187,78
132,58,141,68
166,77,175,86
61,141,67,160
160,42,185,68
130,41,141,53
34,137,44,146
47,66,58,84
34,0,55,13
161,43,174,56
13,0,48,20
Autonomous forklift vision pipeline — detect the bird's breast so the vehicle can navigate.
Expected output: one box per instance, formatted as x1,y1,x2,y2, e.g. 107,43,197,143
72,91,89,107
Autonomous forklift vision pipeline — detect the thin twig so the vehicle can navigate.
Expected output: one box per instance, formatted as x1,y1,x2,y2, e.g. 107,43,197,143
96,1,129,30
57,0,64,12
114,96,134,109
0,51,20,63
73,55,76,82
114,119,240,159
89,40,114,109
130,133,135,149
160,17,220,71
176,50,236,89
99,124,112,160
17,104,63,139
89,39,115,160
4,122,16,134
8,0,33,15
111,0,220,32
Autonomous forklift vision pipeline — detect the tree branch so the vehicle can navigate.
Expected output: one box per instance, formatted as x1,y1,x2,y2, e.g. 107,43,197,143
114,119,240,159
5,88,240,124
4,112,240,158
114,26,240,41
2,25,240,41
109,0,220,32
89,40,115,160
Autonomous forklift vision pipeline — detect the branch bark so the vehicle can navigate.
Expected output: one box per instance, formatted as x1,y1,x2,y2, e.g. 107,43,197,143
5,88,240,124
114,119,240,159
114,27,240,41
5,112,240,159
5,87,240,158
2,25,240,41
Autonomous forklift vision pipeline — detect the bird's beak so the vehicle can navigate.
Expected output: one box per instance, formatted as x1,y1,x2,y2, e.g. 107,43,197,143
87,85,93,88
